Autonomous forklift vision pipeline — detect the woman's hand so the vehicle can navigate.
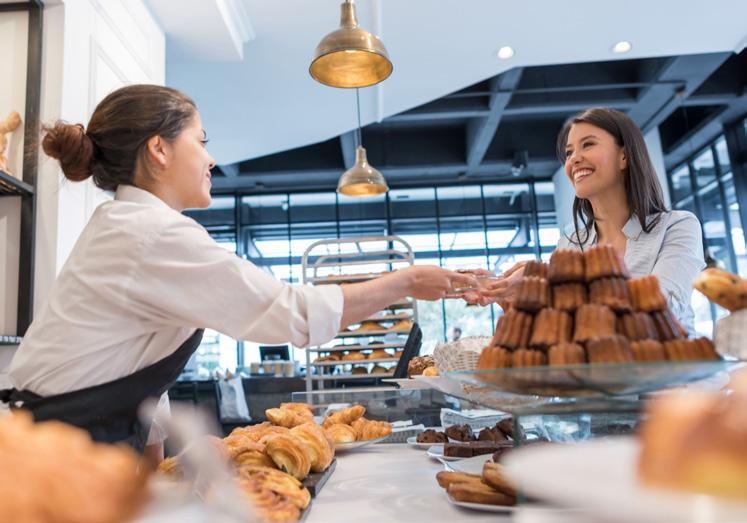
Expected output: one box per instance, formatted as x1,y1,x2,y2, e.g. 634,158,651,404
399,266,478,301
476,262,527,306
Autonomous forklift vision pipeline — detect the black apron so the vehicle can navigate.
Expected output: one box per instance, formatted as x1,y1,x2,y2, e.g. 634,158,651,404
0,329,204,453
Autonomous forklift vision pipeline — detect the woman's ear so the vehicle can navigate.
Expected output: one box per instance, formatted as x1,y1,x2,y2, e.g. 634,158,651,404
144,135,168,171
619,148,628,171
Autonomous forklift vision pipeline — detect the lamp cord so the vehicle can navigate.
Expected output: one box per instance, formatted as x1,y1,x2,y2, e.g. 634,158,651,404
355,87,362,148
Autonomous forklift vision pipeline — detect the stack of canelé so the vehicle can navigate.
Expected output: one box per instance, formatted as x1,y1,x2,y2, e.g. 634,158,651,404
478,245,719,369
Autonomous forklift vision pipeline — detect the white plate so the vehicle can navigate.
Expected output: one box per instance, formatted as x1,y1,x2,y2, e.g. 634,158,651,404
426,445,466,462
334,436,388,452
447,454,492,475
407,435,445,450
446,494,515,513
504,437,747,523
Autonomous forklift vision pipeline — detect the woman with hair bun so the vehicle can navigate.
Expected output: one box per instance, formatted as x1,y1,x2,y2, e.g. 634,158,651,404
2,84,474,460
472,107,704,334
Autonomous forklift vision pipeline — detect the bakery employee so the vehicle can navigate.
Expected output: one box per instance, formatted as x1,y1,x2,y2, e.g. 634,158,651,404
472,107,704,334
1,85,475,457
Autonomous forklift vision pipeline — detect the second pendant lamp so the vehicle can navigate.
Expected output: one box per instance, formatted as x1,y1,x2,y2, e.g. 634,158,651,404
310,0,391,197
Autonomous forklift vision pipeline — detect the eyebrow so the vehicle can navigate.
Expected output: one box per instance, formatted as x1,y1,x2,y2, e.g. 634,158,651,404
565,134,598,149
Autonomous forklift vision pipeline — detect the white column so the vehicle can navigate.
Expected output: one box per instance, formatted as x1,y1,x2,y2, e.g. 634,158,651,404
644,127,672,207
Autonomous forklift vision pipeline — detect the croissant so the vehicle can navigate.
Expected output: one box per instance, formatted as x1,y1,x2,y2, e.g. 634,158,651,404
290,422,335,473
351,418,392,441
266,408,311,429
322,405,366,428
233,446,277,469
263,434,311,481
237,465,311,511
236,477,301,522
280,402,315,417
156,456,182,480
324,423,357,444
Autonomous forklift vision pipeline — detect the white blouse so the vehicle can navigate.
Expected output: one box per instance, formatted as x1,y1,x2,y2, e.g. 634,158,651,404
10,185,344,396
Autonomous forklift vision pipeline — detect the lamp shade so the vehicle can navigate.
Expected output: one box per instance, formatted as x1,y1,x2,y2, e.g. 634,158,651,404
310,1,393,88
337,146,388,196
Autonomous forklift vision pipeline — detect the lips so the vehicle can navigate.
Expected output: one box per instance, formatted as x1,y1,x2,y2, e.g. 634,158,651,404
573,168,594,183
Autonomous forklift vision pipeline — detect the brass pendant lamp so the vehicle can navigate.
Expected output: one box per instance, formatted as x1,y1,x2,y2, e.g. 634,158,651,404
309,0,393,89
337,88,388,196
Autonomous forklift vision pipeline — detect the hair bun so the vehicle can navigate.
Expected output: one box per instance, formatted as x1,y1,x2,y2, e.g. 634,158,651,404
42,121,95,182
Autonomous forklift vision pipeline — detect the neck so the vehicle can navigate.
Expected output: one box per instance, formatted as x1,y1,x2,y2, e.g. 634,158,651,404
133,175,184,212
589,184,630,243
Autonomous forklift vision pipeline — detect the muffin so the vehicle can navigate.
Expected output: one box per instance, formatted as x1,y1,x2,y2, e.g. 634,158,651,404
491,310,533,350
523,260,548,279
445,424,475,442
584,245,630,282
586,335,634,364
529,308,572,349
617,312,659,341
512,348,547,367
628,275,667,312
416,429,447,444
514,277,551,312
548,342,587,365
664,337,720,361
589,277,632,313
631,339,666,362
477,346,512,369
548,248,585,283
552,283,588,312
573,304,617,343
651,310,687,341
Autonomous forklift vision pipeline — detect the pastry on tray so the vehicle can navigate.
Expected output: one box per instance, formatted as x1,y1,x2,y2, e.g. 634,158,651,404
447,481,516,506
342,351,367,361
324,423,357,444
351,418,392,440
322,405,366,428
350,366,368,375
511,348,547,367
422,366,439,377
663,337,719,361
370,365,390,375
650,309,688,341
353,320,383,333
407,355,436,377
367,349,392,360
631,339,666,362
390,319,413,332
417,429,447,444
477,426,509,442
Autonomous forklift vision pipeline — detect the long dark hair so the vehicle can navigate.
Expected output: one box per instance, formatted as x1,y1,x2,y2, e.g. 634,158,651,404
556,107,667,248
42,85,197,191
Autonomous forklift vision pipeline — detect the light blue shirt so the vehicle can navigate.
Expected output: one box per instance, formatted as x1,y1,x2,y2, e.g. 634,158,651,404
557,210,705,335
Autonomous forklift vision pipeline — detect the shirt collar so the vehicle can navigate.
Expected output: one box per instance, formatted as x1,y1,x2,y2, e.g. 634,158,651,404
115,184,172,210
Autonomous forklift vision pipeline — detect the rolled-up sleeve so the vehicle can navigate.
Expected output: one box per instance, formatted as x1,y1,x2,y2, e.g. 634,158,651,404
123,217,344,348
650,213,705,319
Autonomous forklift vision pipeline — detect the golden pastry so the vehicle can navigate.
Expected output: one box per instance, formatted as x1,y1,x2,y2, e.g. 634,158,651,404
290,422,335,473
422,366,439,377
342,351,367,361
350,366,368,375
263,434,311,481
354,320,383,332
156,456,182,480
280,402,315,417
229,423,290,444
367,349,392,360
693,267,747,312
236,465,311,510
391,319,413,331
370,365,390,375
324,423,357,444
265,407,312,429
236,478,301,523
481,462,517,497
446,482,516,506
350,417,392,440
322,405,366,427
435,471,484,489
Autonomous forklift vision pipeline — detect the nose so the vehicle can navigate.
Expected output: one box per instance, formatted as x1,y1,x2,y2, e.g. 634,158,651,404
208,154,216,171
568,148,583,167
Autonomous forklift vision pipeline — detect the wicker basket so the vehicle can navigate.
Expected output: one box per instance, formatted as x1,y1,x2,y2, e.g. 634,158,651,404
433,336,492,373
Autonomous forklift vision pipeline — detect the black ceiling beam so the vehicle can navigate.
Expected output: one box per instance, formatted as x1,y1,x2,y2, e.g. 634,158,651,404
627,52,732,133
218,163,239,177
340,130,356,169
465,69,523,175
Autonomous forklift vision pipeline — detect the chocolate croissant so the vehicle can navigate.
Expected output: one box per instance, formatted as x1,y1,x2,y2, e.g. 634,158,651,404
290,422,335,473
324,423,357,444
263,434,311,481
322,405,366,428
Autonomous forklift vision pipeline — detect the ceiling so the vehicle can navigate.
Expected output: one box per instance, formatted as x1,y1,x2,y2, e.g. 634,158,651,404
145,0,747,168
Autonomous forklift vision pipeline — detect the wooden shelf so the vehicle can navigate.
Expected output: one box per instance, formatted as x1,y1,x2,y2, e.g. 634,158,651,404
310,358,399,367
0,335,22,345
308,342,405,353
0,170,33,197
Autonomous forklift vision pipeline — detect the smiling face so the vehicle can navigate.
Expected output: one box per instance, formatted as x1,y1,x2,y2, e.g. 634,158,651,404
564,122,627,200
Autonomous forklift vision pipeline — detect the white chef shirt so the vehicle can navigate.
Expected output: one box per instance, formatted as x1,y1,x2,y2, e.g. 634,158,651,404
10,184,344,396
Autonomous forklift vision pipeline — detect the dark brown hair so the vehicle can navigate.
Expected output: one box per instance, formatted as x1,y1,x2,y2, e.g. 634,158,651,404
42,84,196,191
556,107,667,248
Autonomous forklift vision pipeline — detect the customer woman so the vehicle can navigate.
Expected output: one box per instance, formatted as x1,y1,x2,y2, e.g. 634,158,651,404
1,84,474,457
472,107,704,334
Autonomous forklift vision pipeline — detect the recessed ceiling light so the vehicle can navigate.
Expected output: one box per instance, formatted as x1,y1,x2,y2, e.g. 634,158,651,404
612,41,632,54
497,46,514,60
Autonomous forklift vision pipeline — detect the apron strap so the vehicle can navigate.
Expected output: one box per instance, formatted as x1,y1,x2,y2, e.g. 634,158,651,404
3,328,204,453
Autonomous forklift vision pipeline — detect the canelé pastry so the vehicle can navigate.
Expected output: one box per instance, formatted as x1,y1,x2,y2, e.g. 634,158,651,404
548,248,585,283
514,276,551,312
584,244,630,281
523,260,548,279
631,339,666,362
445,424,475,442
512,348,547,367
548,342,587,365
477,346,512,369
367,349,392,360
529,308,572,349
663,337,719,361
408,355,436,377
573,304,617,342
491,310,533,349
477,426,509,442
637,369,747,500
552,283,587,312
651,309,687,340
628,275,667,312
417,429,447,444
586,335,633,364
589,277,632,313
617,312,659,340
